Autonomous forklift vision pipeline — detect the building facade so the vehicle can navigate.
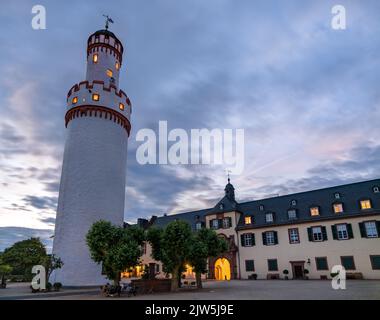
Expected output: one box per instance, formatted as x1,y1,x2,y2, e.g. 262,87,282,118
52,28,132,286
136,179,380,280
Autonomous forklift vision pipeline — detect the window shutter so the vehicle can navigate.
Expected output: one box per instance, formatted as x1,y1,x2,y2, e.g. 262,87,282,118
331,225,338,240
376,221,380,236
274,231,278,244
358,222,366,238
228,217,232,228
307,227,313,242
262,232,267,246
209,220,213,228
322,226,328,241
240,234,245,247
251,233,256,246
347,223,354,239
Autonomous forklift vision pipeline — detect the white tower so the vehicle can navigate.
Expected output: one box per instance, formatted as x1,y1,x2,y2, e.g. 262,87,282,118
51,25,132,286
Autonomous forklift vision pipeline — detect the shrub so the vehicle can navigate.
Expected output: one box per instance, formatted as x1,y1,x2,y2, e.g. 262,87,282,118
46,282,52,292
53,282,62,291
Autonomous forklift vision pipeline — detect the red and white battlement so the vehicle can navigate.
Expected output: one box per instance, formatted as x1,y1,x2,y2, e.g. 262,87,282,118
64,29,132,135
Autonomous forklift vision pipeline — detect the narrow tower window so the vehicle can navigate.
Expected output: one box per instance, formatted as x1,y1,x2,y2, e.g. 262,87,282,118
119,103,125,111
115,62,120,70
93,54,98,63
106,69,113,77
92,93,100,101
72,97,78,104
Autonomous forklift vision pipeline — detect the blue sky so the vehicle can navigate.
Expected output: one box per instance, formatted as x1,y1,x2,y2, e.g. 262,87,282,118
1,0,380,251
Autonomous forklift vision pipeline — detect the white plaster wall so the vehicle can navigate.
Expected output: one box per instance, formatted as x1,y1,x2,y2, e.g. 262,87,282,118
51,116,128,286
86,51,120,87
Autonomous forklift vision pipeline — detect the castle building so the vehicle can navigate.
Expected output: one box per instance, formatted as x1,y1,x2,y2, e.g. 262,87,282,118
135,178,380,280
51,27,131,286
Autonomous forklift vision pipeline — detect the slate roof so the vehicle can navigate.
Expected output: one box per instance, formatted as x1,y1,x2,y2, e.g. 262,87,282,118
133,178,380,231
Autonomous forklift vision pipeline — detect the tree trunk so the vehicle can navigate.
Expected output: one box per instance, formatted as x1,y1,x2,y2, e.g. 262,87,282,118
196,272,202,289
171,266,179,291
114,272,121,286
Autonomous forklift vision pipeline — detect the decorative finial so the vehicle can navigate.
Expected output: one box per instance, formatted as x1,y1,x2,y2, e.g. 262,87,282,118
103,14,114,30
225,169,231,183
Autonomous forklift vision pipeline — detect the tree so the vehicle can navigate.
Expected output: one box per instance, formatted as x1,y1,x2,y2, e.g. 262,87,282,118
1,238,47,281
44,254,64,283
0,254,13,288
86,220,145,286
147,220,192,291
188,228,228,288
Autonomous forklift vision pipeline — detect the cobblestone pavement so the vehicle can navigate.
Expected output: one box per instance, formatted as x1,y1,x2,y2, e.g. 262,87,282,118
2,280,379,300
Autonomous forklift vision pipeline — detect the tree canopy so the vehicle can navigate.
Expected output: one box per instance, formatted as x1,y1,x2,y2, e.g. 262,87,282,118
86,220,145,285
1,238,47,281
147,220,228,290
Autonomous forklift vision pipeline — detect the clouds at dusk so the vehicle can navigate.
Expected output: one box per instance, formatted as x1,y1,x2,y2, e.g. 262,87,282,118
1,0,379,250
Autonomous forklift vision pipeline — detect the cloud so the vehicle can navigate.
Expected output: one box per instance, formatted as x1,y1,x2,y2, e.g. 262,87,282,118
0,0,379,248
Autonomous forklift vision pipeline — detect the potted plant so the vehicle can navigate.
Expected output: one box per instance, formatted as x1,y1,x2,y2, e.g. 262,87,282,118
303,269,309,280
283,269,289,280
248,273,257,280
53,282,62,291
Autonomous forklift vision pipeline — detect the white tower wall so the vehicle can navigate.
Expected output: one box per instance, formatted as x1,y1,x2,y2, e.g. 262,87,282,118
51,29,131,286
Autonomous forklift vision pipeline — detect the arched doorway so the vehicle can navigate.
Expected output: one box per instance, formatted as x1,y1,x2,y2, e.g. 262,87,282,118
214,258,231,280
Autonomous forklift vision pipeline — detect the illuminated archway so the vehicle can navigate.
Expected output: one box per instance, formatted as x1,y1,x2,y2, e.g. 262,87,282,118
214,258,231,280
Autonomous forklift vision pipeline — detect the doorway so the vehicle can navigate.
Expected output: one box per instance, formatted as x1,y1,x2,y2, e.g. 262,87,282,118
290,261,305,279
214,258,231,280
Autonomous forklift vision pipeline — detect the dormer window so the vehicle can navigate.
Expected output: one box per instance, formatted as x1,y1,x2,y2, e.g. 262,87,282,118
93,54,98,63
310,207,320,216
373,186,379,193
259,205,264,211
334,193,341,199
333,203,344,214
360,200,372,210
244,216,252,225
265,213,274,223
219,204,224,210
195,222,203,230
287,209,297,220
291,200,297,206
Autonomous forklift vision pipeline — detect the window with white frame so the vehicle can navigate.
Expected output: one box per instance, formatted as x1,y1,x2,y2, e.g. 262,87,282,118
195,222,203,230
266,231,275,245
223,217,231,228
243,233,253,246
337,224,349,240
288,228,299,244
310,207,320,216
333,203,344,214
312,227,323,241
265,213,274,223
211,219,219,229
365,221,378,238
287,209,297,220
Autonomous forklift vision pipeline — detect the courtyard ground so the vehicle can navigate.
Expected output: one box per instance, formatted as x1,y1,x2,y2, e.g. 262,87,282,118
1,280,380,300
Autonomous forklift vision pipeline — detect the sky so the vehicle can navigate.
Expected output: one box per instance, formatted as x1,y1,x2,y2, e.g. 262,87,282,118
0,0,380,251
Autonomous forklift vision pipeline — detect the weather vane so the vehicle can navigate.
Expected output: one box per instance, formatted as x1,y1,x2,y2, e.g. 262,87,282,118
103,14,114,30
